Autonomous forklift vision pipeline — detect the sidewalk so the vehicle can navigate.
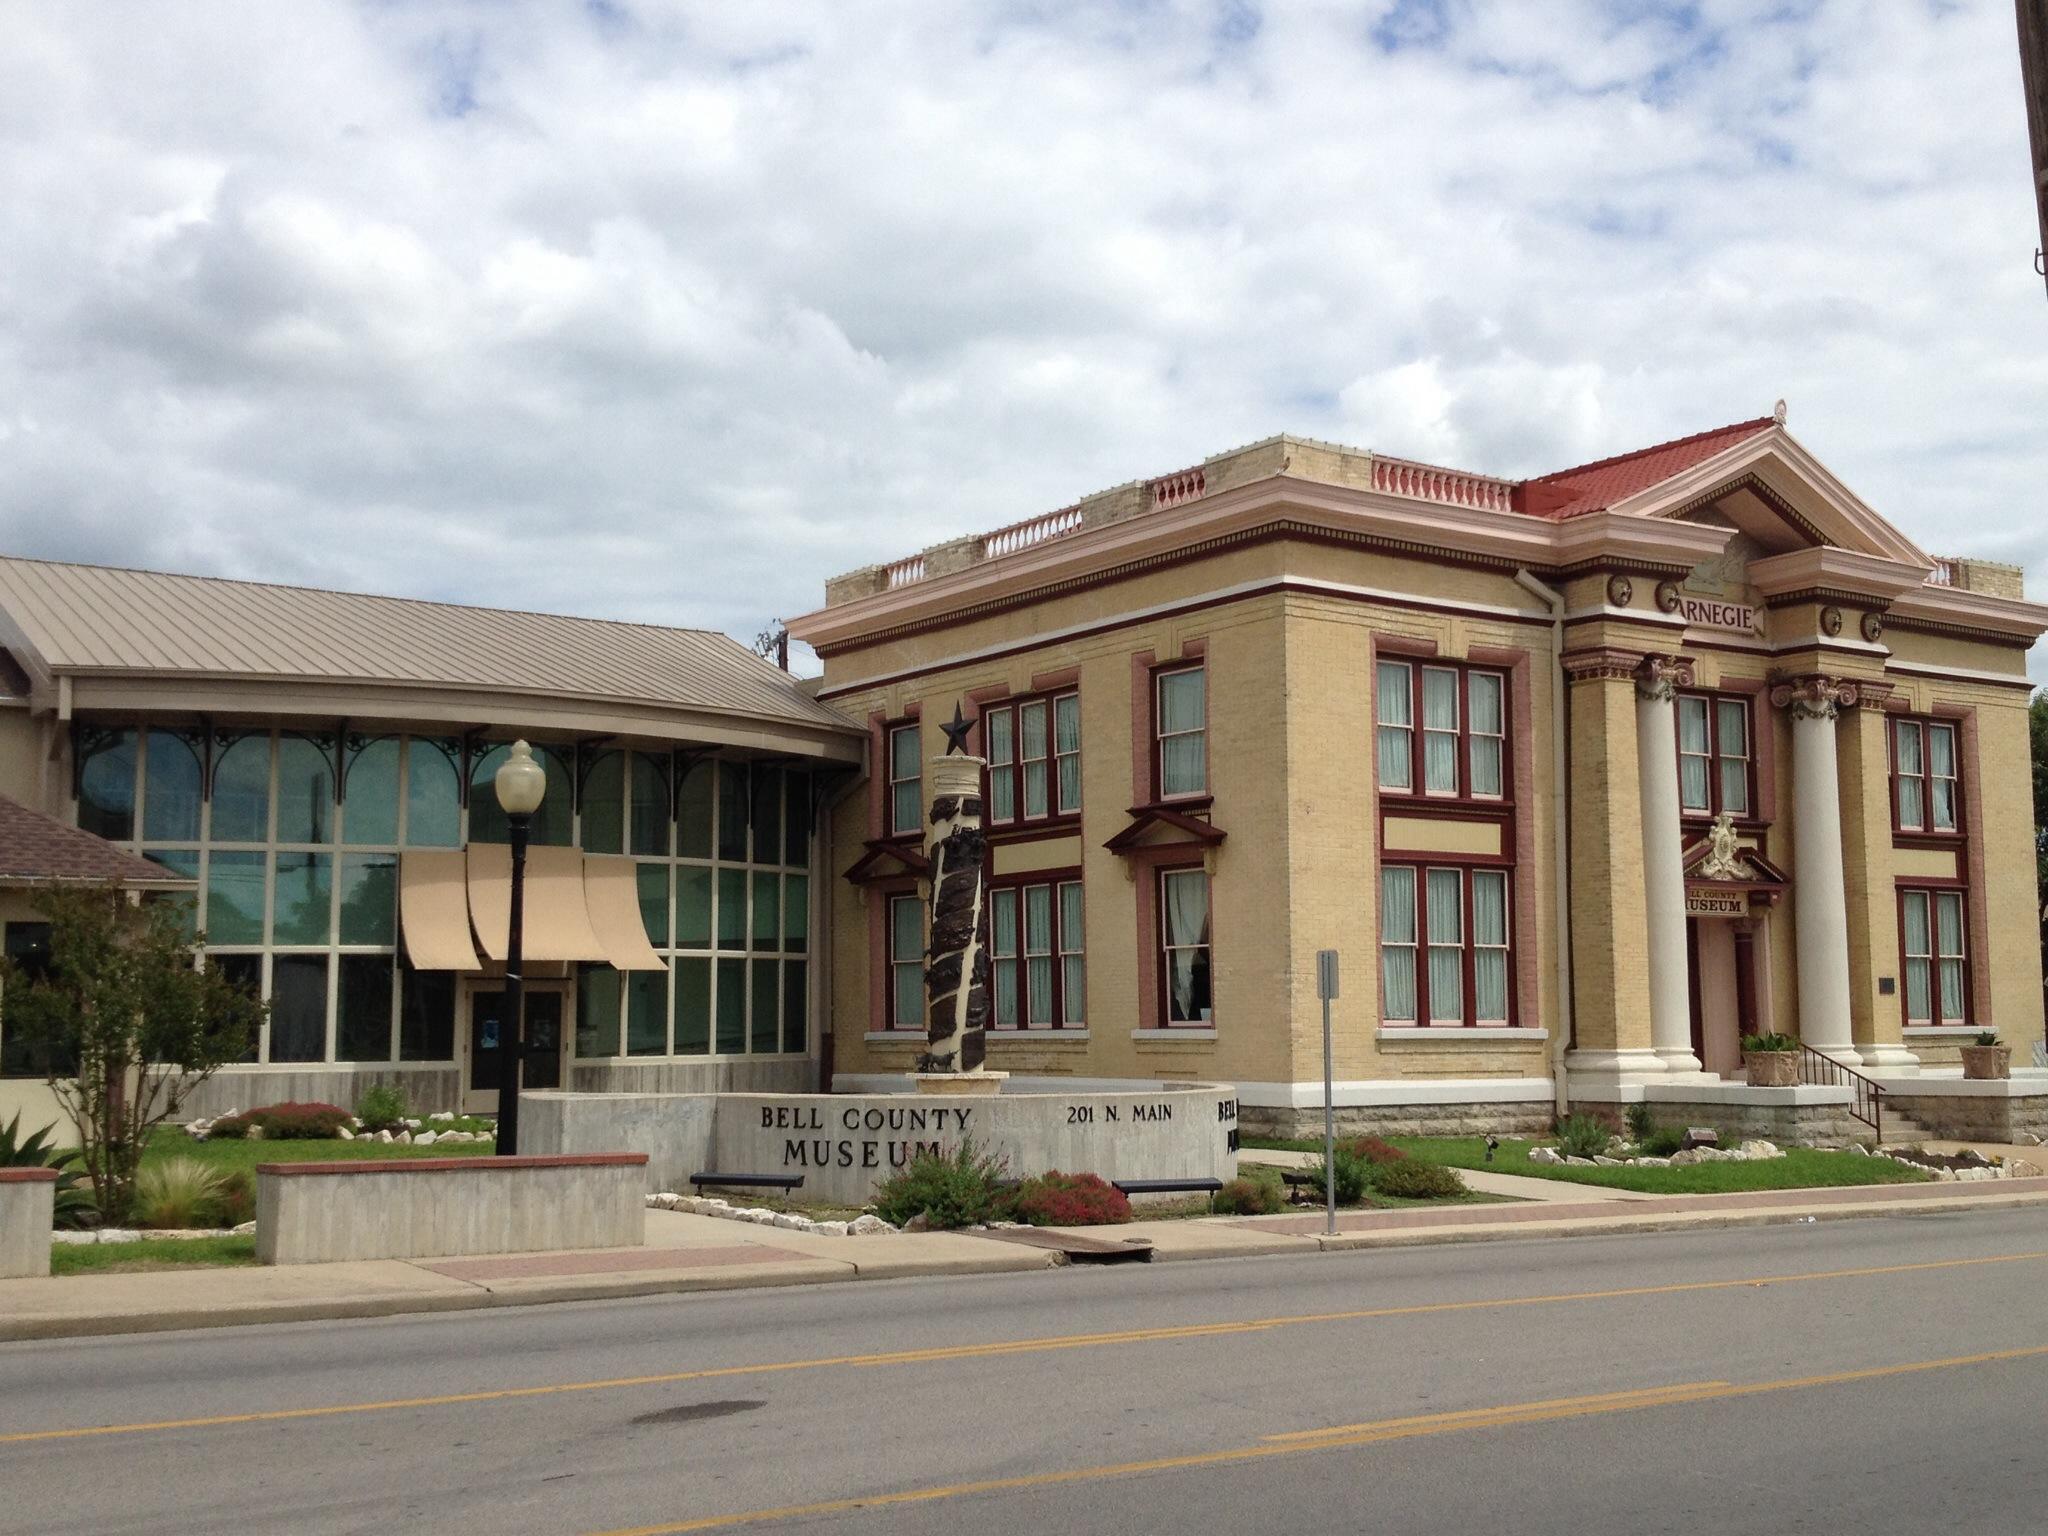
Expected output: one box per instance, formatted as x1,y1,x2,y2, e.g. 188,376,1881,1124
9,1178,2048,1343
1245,1148,1655,1203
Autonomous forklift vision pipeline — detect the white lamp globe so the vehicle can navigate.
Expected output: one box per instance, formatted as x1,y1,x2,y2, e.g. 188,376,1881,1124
494,740,547,817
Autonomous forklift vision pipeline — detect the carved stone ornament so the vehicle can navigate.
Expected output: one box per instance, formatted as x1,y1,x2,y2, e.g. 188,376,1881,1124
1655,579,1683,614
1769,674,1861,721
1606,575,1634,607
1861,611,1885,643
1820,605,1844,637
1694,811,1754,882
1634,653,1696,703
1560,647,1646,685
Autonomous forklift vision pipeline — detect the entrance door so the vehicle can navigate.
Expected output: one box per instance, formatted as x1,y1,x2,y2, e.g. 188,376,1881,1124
1690,919,1747,1078
464,985,566,1113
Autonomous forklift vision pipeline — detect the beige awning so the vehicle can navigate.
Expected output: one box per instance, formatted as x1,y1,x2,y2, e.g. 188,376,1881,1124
399,850,483,972
466,842,610,965
584,855,669,972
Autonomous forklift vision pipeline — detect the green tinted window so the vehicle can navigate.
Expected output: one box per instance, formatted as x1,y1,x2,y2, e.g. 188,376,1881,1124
205,851,266,944
143,731,202,842
676,866,712,948
715,958,746,1052
626,971,667,1055
629,753,670,856
637,863,669,945
405,740,461,847
676,760,714,858
211,734,271,843
576,964,621,1057
276,736,335,845
269,954,328,1063
580,751,624,853
750,958,779,1053
783,873,809,952
718,762,749,860
339,853,397,945
337,955,393,1062
782,959,808,1054
716,869,747,949
343,738,400,846
272,853,332,945
752,872,779,948
675,958,711,1054
77,729,137,842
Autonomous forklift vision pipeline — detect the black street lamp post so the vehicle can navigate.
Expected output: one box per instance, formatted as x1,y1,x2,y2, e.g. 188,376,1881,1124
492,740,547,1156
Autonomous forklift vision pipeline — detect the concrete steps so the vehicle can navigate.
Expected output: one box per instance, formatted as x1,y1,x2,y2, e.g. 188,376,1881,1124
1878,1107,1934,1146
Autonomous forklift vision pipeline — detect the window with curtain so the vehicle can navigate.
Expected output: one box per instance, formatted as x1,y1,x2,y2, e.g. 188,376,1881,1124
1421,668,1460,795
1160,867,1212,1024
889,893,924,1029
1379,866,1417,1022
1380,863,1515,1026
1375,659,1508,801
983,691,1082,826
988,877,1084,1029
1676,693,1752,818
1156,667,1207,799
888,723,922,837
1891,718,1959,834
1900,887,1968,1025
1376,662,1413,791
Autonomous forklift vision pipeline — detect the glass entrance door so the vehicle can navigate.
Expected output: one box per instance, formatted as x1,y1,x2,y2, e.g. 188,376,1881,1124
465,985,565,1111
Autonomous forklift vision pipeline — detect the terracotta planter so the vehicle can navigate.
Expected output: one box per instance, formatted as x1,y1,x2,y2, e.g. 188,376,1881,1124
1961,1044,2011,1081
1745,1051,1800,1087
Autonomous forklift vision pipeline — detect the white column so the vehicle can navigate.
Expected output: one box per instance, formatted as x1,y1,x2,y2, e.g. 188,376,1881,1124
1775,676,1858,1058
1636,657,1704,1076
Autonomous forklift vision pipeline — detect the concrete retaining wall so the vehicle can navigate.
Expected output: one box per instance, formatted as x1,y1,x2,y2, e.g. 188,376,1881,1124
522,1092,716,1193
525,1082,1240,1207
254,1153,647,1265
1,1169,55,1278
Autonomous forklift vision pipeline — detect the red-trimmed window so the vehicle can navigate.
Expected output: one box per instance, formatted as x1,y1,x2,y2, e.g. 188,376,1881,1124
1676,693,1752,817
1159,866,1213,1024
886,893,924,1029
1379,864,1512,1026
984,692,1081,826
1374,660,1508,800
886,722,922,837
1154,666,1207,800
1890,718,1959,834
1899,887,1968,1025
989,877,1085,1029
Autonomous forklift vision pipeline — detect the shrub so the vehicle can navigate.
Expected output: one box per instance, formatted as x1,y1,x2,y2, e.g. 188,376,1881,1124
216,1170,255,1227
1338,1136,1407,1166
1624,1103,1655,1142
1554,1113,1611,1160
1013,1171,1132,1226
1741,1032,1798,1054
872,1139,1010,1229
1211,1176,1284,1216
1300,1146,1372,1206
1640,1126,1685,1158
1372,1161,1467,1200
0,1111,96,1228
131,1157,230,1229
355,1083,410,1132
208,1101,353,1141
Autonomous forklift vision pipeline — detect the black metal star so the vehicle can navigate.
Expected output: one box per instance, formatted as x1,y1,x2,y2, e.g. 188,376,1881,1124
939,702,974,756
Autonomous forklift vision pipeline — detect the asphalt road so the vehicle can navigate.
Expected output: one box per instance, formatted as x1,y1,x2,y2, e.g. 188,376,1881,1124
5,1210,2048,1535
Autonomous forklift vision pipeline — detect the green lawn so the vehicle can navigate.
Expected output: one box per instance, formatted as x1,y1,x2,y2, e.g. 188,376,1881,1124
1233,1160,1510,1213
50,1235,258,1276
141,1125,495,1175
1244,1135,1931,1195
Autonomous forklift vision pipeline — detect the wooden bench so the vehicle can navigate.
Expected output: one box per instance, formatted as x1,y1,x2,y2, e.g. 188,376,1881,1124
1111,1177,1224,1198
689,1172,806,1193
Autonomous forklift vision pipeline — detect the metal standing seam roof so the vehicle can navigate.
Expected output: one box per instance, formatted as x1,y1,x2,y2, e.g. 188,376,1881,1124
0,556,858,734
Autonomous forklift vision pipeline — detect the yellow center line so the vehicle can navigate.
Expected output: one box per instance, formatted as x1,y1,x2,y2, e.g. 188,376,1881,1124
582,1343,2048,1536
3,1247,2042,1447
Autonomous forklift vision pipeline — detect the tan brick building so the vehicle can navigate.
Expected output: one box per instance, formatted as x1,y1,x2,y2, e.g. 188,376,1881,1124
790,414,2048,1141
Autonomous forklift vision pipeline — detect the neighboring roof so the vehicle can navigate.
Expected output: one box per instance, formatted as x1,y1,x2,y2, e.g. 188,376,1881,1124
0,795,192,886
0,557,856,735
1515,417,1777,519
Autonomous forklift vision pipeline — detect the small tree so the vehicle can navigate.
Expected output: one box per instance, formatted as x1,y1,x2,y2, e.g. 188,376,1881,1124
0,885,263,1222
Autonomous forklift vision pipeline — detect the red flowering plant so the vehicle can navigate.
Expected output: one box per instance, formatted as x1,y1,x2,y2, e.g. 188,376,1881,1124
1012,1170,1133,1227
207,1101,353,1140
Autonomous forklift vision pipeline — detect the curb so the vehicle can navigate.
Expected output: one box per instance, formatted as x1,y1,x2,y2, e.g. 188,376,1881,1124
10,1187,2048,1344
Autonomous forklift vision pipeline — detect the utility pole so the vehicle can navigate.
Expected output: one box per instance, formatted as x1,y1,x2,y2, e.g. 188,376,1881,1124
2020,1,2048,294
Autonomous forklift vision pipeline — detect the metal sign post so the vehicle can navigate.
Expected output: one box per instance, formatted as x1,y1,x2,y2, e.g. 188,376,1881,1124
1317,949,1339,1237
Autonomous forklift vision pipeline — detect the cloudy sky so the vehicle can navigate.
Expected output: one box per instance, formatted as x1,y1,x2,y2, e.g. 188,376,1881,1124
2,1,2043,677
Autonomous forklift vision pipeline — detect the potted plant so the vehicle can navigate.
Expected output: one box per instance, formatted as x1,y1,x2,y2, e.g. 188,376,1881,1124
1741,1032,1800,1087
1961,1031,2011,1081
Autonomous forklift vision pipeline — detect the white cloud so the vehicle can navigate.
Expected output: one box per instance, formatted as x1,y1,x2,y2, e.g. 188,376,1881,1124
0,0,2041,683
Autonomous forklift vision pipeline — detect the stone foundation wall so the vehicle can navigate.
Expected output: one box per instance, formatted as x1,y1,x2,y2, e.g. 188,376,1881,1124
180,1067,462,1120
1885,1092,2048,1143
1241,1101,1555,1141
1638,1100,1872,1148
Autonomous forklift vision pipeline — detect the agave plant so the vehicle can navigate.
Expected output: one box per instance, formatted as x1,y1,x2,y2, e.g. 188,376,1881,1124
0,1111,96,1228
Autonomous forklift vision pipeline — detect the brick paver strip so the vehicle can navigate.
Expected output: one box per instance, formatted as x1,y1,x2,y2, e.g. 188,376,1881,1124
415,1243,804,1281
1242,1175,2048,1235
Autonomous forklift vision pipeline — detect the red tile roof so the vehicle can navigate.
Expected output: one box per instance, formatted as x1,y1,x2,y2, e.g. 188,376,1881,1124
1514,417,1777,520
0,796,192,886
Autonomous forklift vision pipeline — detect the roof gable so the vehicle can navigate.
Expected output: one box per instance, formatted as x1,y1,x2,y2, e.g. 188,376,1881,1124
1515,418,1777,519
0,796,192,886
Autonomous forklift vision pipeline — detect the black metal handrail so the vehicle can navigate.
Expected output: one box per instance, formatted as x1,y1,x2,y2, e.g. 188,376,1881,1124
1799,1043,1884,1141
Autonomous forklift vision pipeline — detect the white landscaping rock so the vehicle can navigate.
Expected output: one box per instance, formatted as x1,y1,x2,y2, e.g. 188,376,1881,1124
815,1220,850,1237
414,1130,437,1148
849,1214,894,1235
1563,1156,1597,1167
1592,1155,1624,1166
771,1213,810,1231
2010,1159,2043,1179
337,1125,354,1140
1632,1156,1673,1167
1738,1140,1781,1160
1528,1147,1565,1166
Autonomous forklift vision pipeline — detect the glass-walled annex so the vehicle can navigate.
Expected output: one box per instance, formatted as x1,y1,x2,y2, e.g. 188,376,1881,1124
46,725,815,1072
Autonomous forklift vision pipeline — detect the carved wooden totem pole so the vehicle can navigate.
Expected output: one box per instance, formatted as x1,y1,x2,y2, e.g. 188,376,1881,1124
921,705,990,1073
